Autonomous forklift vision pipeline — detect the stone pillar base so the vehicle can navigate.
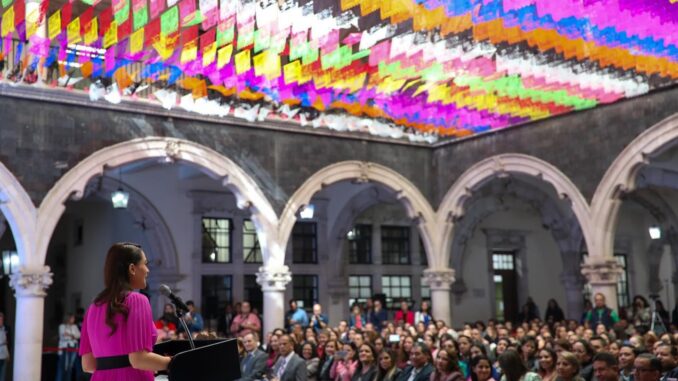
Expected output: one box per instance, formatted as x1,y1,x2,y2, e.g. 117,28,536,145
422,268,455,326
256,266,292,334
581,258,622,311
10,266,53,381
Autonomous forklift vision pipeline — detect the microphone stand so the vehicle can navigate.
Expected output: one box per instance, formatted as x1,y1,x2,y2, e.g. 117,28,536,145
175,306,196,350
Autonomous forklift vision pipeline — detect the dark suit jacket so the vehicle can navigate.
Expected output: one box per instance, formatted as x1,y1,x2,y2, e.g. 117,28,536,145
274,353,308,381
396,363,434,381
240,349,268,381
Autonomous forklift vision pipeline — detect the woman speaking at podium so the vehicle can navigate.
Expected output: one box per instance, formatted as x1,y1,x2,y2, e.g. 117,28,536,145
79,242,172,380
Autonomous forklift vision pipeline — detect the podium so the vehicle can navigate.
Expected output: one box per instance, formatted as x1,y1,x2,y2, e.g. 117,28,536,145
153,339,241,381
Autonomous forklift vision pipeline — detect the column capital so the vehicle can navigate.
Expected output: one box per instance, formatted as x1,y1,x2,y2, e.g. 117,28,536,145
10,266,53,297
256,266,292,292
422,268,455,291
581,258,622,286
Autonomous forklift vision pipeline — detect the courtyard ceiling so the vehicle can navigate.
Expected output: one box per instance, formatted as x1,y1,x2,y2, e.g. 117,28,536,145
3,0,677,143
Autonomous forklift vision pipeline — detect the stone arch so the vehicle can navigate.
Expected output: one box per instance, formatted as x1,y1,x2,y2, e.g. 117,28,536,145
279,161,439,267
81,176,181,271
36,137,279,268
0,161,37,268
326,185,400,275
448,177,585,317
437,153,592,270
591,114,678,260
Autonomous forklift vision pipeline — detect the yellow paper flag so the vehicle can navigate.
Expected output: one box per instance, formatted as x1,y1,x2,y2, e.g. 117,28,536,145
217,44,233,68
283,60,301,84
234,49,251,74
202,42,216,67
130,27,144,53
2,7,15,37
253,50,280,80
180,40,197,63
153,35,177,59
26,8,39,38
67,17,82,44
84,19,99,45
48,11,61,40
104,21,118,48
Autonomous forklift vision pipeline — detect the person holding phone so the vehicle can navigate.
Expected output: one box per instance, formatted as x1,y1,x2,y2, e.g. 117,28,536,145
330,343,358,381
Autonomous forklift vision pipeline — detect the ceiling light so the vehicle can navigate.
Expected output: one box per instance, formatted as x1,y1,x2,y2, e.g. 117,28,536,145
649,226,662,240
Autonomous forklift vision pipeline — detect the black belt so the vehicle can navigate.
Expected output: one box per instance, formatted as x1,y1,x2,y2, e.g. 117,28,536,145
96,355,132,370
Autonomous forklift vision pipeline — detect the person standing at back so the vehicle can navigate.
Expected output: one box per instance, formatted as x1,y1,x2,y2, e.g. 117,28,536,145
584,294,619,331
231,301,262,338
79,242,171,380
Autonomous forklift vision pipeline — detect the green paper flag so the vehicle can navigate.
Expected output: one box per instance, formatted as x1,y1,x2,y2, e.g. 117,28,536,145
133,6,148,30
2,0,12,9
160,6,178,36
114,0,130,24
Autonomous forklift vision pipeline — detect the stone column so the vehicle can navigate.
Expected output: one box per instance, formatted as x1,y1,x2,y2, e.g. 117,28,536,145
560,273,585,320
581,258,622,311
256,266,292,335
10,266,53,381
421,268,455,326
327,277,349,324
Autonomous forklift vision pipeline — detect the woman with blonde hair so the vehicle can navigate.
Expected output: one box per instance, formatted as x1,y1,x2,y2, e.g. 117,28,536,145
555,352,583,381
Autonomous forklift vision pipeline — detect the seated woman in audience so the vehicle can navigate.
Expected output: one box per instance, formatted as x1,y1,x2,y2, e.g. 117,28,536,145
537,348,557,381
352,344,378,381
430,347,463,381
376,349,402,381
319,340,339,381
520,336,539,371
497,349,540,381
397,336,415,369
330,342,358,381
493,338,510,367
266,332,281,369
374,337,385,354
555,351,583,381
470,355,496,381
572,340,593,381
303,342,321,381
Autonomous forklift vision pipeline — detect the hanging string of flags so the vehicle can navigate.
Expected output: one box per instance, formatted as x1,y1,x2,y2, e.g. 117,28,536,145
0,0,676,142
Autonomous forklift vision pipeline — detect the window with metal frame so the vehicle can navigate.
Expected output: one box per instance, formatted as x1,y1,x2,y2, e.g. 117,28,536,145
243,219,262,263
292,222,317,264
202,217,232,263
293,275,318,310
348,224,372,264
381,226,410,265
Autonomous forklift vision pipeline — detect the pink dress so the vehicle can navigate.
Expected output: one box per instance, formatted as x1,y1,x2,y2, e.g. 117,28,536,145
79,292,158,381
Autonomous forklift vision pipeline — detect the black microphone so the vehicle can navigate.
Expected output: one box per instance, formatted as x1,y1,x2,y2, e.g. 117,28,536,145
159,284,189,313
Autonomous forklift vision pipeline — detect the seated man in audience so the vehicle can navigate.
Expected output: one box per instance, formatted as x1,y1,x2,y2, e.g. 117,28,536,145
634,354,662,381
239,332,268,381
655,344,678,381
396,342,434,381
272,334,307,381
593,352,620,381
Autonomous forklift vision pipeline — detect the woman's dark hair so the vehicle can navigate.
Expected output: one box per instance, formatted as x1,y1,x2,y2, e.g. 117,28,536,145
498,349,528,381
301,342,317,359
94,242,143,335
356,343,377,374
436,347,461,373
538,348,557,373
470,355,492,381
376,349,398,381
343,341,359,361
